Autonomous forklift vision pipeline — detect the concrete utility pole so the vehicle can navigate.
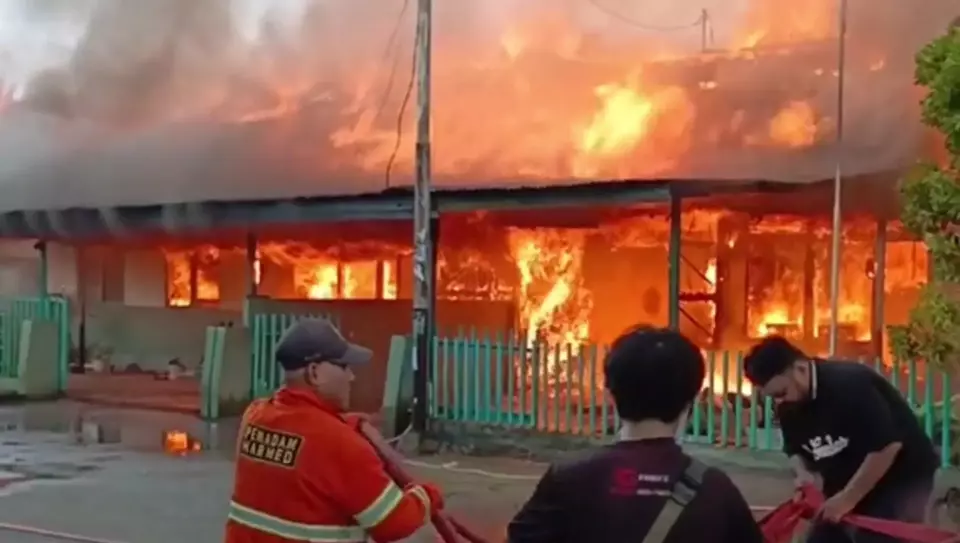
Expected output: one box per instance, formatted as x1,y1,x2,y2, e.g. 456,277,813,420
411,0,433,436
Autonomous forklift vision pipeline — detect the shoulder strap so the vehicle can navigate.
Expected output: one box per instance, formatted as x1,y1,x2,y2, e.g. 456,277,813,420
641,459,709,543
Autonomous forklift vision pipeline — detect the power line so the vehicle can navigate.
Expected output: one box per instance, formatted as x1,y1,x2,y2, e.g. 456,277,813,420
378,0,413,189
384,16,417,189
373,0,411,118
586,0,704,32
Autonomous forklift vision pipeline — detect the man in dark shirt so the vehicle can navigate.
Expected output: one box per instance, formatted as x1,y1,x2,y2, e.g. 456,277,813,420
744,336,938,543
507,326,764,543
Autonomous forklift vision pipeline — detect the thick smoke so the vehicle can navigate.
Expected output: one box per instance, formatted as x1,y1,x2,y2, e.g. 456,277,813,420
0,0,954,212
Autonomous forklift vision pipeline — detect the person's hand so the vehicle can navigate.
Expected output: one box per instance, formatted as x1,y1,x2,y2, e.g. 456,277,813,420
412,482,445,514
818,492,856,523
343,412,371,430
793,470,817,501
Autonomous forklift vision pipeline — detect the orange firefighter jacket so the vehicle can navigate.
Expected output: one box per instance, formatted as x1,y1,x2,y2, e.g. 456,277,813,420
224,387,440,543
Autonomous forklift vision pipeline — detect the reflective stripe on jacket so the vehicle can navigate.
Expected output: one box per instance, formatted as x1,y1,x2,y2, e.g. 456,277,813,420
227,501,365,542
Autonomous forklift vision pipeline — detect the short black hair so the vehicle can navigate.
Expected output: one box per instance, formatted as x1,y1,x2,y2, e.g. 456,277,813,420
743,336,807,386
603,326,705,423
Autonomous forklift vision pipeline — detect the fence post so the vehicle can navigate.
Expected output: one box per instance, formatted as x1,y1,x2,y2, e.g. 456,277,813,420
201,326,226,420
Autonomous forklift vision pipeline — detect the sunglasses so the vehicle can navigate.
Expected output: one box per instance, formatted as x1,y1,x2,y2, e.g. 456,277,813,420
303,357,349,371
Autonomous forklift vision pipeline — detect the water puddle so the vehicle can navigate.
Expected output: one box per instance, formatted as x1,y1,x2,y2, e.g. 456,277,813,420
162,430,204,456
0,402,242,458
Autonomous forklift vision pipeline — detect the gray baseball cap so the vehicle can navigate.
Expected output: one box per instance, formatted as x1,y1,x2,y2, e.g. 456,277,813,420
274,318,372,371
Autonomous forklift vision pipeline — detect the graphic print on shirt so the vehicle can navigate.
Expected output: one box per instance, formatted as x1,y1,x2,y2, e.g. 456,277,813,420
801,434,849,461
608,466,671,497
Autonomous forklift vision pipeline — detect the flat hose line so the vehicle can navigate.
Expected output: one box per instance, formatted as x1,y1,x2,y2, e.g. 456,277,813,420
0,521,127,543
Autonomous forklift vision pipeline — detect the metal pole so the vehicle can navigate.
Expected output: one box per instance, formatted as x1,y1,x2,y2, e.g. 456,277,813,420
700,9,708,52
36,240,48,297
245,232,258,297
871,219,887,357
411,0,433,437
827,0,848,355
668,193,682,330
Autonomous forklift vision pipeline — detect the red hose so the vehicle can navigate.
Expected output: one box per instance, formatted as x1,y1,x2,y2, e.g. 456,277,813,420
759,485,958,543
358,423,492,543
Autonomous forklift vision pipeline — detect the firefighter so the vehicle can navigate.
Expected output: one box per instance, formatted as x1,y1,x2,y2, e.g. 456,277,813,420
225,318,443,543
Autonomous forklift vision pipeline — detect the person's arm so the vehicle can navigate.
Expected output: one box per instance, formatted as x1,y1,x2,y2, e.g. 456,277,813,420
315,427,441,542
778,409,816,486
833,382,903,507
789,455,817,486
507,465,565,543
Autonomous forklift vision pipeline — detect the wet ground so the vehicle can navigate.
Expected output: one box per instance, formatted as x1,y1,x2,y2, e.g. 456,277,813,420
0,401,950,542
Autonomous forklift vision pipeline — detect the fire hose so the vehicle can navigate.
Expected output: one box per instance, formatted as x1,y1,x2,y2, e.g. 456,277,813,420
759,484,959,543
358,421,488,543
359,423,960,543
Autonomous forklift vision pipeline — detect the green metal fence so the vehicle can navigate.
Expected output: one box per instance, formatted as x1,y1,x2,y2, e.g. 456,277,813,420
429,334,959,467
249,312,339,398
201,326,228,420
0,297,71,390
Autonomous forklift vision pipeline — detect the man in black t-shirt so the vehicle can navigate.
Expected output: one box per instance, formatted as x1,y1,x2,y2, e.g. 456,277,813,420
507,326,764,543
744,337,938,543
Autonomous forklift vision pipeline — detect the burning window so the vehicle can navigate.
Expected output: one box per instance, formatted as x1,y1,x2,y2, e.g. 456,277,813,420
165,250,192,307
381,260,398,300
164,246,220,307
196,247,221,302
294,262,339,299
343,261,377,299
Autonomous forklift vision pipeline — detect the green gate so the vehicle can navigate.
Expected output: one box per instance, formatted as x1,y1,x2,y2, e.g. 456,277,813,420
0,297,71,391
249,313,339,398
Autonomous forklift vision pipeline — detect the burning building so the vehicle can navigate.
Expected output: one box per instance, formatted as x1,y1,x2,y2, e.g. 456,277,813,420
0,0,948,412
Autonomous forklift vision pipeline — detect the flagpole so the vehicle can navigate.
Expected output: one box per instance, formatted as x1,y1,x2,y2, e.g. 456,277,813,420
827,0,848,355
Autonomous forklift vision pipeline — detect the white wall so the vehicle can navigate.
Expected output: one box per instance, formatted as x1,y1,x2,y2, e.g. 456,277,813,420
48,243,77,298
0,239,77,298
122,248,167,307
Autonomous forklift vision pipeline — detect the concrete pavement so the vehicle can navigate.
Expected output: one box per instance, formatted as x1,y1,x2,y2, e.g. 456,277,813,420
0,401,950,542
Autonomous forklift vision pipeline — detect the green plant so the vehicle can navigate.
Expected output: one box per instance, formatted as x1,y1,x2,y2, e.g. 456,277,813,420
890,28,960,373
913,395,960,465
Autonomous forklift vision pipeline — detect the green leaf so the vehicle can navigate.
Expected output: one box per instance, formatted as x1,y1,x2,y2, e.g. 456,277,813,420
899,28,960,374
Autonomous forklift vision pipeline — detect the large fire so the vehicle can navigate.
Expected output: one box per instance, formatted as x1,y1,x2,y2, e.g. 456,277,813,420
3,0,932,186
160,211,929,410
84,0,932,415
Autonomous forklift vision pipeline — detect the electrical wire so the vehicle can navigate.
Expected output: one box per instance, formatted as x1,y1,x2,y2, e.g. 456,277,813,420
586,0,704,32
384,22,417,190
373,0,412,131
